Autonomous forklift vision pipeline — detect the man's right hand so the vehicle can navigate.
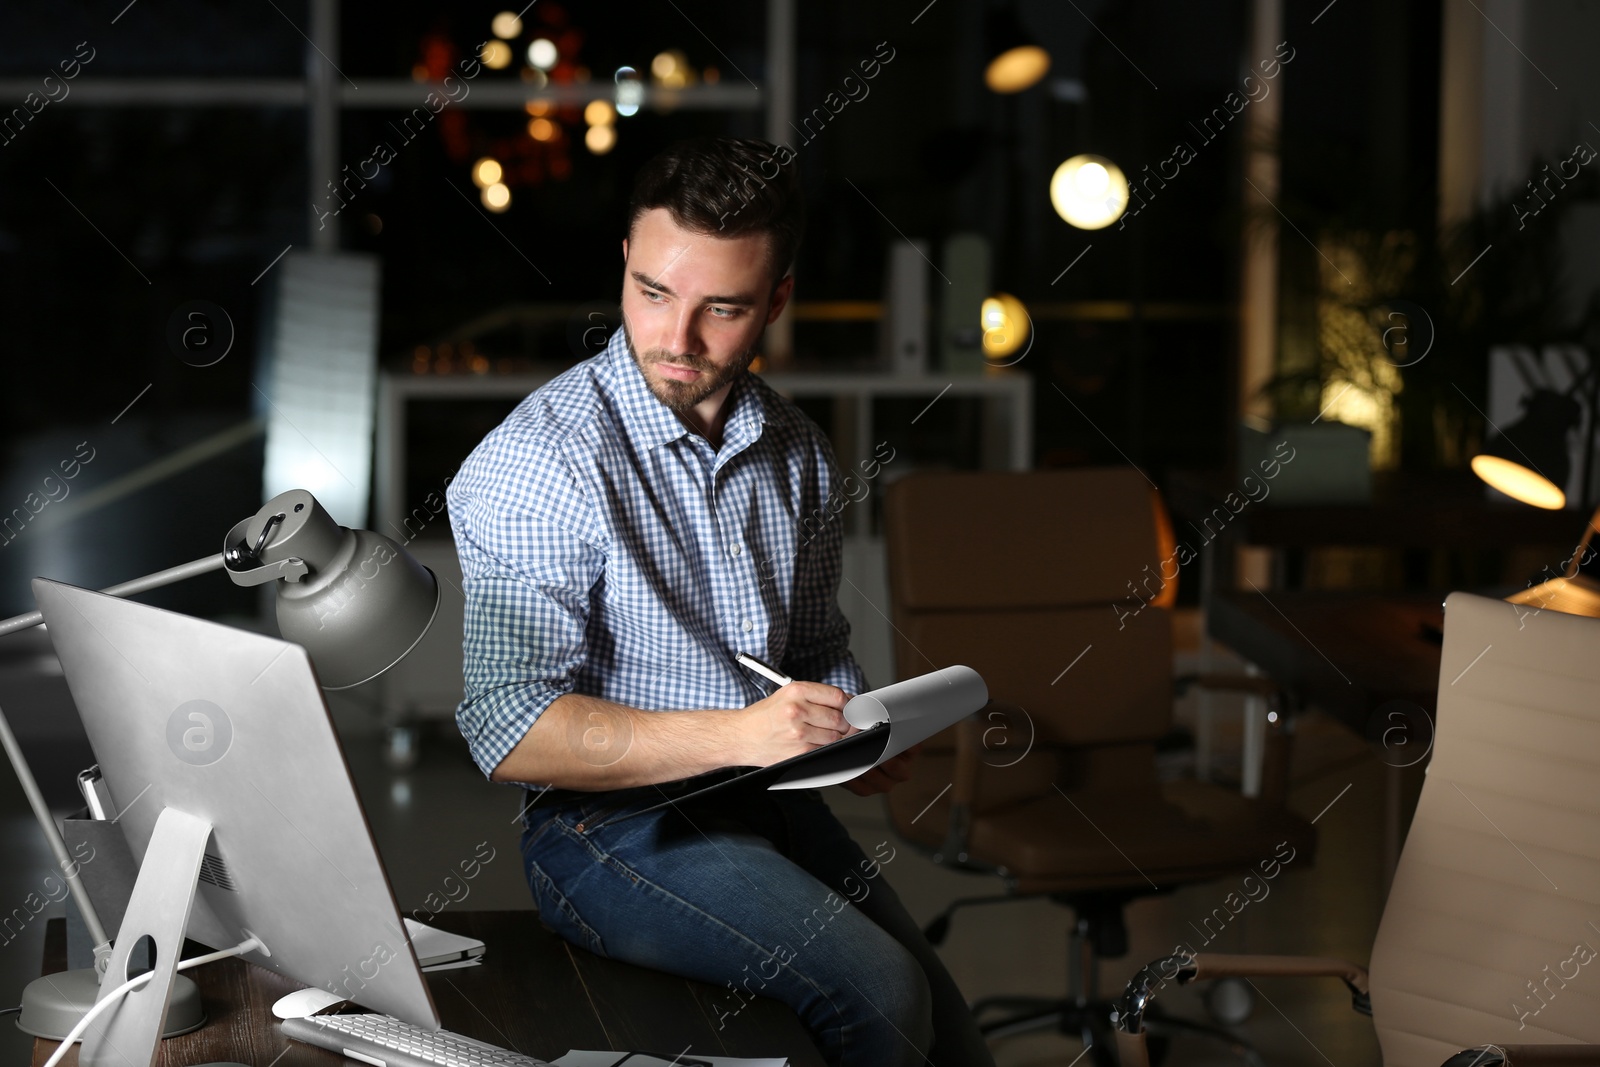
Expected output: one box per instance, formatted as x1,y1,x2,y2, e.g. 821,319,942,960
735,681,852,766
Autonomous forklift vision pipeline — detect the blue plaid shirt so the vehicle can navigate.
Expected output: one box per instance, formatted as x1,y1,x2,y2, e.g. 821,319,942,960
446,329,870,781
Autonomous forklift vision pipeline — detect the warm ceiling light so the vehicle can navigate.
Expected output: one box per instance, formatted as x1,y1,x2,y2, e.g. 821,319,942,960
480,40,513,70
585,124,616,154
1050,154,1130,230
490,11,522,39
471,157,503,188
986,46,1050,93
584,99,616,126
481,182,511,212
651,49,690,89
980,293,1030,359
525,98,552,117
527,38,558,70
984,5,1051,93
527,117,557,141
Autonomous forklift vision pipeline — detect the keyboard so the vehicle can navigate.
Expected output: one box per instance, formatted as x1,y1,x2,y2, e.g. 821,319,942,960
281,1011,552,1066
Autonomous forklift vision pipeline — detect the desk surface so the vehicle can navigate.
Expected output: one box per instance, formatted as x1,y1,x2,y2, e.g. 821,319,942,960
1168,468,1579,548
1208,589,1445,732
33,911,825,1066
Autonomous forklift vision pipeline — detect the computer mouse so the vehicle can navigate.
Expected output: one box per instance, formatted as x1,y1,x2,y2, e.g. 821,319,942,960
271,986,346,1019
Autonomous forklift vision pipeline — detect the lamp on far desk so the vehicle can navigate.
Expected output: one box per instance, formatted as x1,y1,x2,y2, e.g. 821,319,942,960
0,488,439,1040
1471,390,1600,617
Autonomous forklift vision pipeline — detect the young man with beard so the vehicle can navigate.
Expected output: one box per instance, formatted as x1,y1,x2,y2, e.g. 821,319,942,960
446,136,993,1067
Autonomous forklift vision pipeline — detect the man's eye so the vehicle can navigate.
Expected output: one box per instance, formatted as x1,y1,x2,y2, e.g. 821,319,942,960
709,306,739,318
641,289,664,302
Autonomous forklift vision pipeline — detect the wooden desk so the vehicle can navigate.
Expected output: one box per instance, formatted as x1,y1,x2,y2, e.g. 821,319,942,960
1166,468,1578,551
33,912,825,1066
1207,589,1444,735
1207,589,1445,883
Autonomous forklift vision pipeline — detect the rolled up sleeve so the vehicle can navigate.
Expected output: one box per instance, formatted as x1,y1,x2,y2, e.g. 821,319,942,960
448,438,606,780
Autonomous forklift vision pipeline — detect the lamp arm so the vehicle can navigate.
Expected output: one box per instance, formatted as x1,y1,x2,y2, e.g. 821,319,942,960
0,705,110,954
1565,504,1600,580
0,553,227,639
0,551,228,965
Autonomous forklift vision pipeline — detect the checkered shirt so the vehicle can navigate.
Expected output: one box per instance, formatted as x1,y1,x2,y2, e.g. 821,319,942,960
446,329,869,781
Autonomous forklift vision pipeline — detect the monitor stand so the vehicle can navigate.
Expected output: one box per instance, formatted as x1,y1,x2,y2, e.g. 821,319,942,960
78,807,226,1067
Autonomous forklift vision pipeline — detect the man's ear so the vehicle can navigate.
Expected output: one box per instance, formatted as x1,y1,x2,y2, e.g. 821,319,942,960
766,273,795,325
621,236,629,262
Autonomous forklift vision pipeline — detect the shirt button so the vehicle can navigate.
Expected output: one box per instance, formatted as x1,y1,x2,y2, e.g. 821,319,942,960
731,544,742,557
742,620,753,633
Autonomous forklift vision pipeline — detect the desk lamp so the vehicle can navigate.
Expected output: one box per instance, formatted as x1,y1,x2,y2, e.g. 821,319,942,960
1471,389,1600,616
0,488,439,1040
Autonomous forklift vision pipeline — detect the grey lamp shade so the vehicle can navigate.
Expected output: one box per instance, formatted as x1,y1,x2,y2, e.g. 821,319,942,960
238,490,440,689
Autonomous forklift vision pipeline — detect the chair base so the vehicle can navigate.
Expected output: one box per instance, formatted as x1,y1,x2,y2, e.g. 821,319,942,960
973,996,1263,1067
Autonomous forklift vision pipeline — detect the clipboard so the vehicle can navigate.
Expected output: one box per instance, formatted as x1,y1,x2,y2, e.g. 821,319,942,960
598,665,987,826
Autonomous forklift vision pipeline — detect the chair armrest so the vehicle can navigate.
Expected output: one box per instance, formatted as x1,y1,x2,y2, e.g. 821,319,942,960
933,700,1027,865
1112,951,1370,1042
935,711,987,865
1442,1047,1600,1067
1189,953,1369,1001
1457,1046,1600,1067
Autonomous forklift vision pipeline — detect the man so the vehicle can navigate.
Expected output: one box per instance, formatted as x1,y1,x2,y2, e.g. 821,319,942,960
447,136,993,1067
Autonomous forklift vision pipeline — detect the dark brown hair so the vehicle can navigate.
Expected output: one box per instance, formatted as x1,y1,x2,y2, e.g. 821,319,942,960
627,136,804,284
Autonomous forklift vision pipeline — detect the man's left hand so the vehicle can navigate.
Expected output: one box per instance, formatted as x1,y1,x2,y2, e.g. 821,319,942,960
842,745,921,797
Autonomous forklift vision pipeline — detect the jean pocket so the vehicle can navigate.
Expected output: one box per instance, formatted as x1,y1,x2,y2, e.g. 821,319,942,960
526,857,607,957
573,792,639,832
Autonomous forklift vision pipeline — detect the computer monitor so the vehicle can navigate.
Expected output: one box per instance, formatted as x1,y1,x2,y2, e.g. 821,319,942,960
33,577,438,1064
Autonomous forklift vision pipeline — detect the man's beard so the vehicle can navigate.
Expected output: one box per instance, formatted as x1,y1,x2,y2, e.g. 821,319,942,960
622,317,757,413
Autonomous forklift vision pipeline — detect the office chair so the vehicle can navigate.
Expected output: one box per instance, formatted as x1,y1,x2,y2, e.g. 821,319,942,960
881,468,1316,1064
1113,590,1600,1067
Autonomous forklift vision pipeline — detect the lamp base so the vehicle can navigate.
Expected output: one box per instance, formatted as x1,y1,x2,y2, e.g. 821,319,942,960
15,968,205,1041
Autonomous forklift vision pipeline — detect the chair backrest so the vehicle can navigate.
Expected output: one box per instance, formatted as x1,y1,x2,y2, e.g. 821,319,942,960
882,468,1175,746
1369,592,1600,1065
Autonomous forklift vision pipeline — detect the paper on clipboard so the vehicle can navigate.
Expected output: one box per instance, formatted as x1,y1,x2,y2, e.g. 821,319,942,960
769,665,988,789
593,666,989,825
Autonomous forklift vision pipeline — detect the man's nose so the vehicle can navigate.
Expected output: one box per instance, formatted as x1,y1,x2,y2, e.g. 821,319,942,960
663,305,700,356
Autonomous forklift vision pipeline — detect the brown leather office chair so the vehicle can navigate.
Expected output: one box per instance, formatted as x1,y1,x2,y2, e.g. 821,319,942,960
882,468,1316,1062
1114,590,1600,1067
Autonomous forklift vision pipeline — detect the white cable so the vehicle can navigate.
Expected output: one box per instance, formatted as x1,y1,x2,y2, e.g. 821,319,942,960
42,936,262,1067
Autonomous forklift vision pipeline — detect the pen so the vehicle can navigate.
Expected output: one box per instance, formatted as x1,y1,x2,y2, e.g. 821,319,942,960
736,652,792,687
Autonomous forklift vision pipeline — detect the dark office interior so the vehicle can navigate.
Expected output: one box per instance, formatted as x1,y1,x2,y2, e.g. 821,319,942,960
2,1,1599,1065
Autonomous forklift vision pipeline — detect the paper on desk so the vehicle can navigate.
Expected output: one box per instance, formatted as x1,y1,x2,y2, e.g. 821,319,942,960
420,957,483,972
553,1053,786,1066
769,665,988,790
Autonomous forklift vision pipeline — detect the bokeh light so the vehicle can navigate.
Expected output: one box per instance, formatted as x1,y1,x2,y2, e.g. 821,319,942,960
482,182,511,212
1049,154,1130,230
471,157,503,188
490,11,522,39
527,38,558,70
480,40,513,70
981,293,1030,358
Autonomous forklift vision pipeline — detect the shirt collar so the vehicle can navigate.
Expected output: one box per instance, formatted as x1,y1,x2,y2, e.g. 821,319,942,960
603,328,767,456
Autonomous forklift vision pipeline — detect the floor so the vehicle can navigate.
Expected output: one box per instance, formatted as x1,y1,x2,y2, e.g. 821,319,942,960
0,644,1394,1067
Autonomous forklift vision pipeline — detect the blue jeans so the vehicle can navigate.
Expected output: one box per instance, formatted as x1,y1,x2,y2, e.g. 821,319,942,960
518,786,995,1067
